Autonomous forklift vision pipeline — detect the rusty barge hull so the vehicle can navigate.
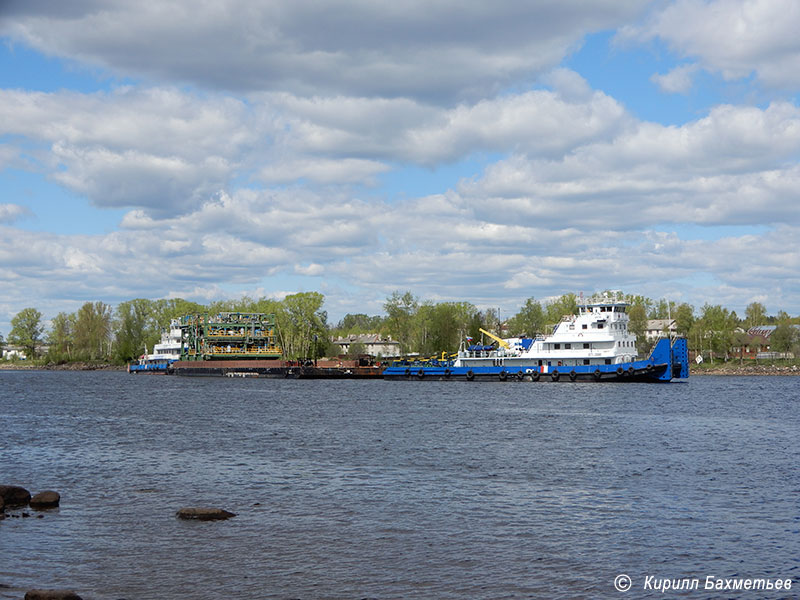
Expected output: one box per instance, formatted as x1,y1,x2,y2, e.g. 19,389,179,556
170,360,384,379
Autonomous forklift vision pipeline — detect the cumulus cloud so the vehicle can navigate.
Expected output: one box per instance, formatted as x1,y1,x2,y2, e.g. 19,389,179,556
458,102,800,228
619,0,800,90
0,0,648,103
3,0,800,327
651,64,698,94
0,204,30,224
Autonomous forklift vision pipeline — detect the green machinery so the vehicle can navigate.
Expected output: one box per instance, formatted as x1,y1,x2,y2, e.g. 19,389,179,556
180,312,282,361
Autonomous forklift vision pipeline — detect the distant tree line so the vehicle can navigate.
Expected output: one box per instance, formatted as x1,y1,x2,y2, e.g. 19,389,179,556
2,291,799,364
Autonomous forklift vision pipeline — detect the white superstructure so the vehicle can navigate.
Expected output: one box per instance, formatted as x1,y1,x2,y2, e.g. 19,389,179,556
140,319,183,364
454,297,639,370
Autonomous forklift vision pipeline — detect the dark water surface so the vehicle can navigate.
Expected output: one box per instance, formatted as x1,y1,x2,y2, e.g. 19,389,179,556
1,372,798,599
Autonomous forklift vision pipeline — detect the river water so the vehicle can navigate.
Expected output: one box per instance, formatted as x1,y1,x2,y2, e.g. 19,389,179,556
1,371,798,599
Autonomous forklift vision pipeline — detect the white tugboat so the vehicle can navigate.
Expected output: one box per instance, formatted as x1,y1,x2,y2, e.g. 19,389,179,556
383,295,689,382
128,319,183,373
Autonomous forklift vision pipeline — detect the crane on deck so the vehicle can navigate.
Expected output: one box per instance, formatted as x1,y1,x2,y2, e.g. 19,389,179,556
478,327,510,349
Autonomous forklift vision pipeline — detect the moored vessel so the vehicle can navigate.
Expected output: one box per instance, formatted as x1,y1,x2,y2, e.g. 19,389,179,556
128,319,183,373
383,295,689,382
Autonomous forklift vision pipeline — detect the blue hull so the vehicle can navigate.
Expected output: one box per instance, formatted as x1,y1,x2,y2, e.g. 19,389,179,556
383,338,689,382
128,361,174,373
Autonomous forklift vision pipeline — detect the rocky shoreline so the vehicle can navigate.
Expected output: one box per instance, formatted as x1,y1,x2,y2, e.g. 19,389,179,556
691,363,800,376
0,362,124,371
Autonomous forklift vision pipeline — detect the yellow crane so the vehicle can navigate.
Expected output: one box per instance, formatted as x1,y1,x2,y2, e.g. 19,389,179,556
479,327,510,349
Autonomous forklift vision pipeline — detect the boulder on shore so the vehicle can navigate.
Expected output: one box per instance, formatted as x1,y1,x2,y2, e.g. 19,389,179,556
176,507,236,521
24,590,83,600
0,484,31,507
30,490,61,509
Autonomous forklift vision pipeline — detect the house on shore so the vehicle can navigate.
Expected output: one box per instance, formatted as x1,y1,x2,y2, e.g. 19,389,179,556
734,325,800,359
332,334,400,358
645,319,677,341
1,345,28,360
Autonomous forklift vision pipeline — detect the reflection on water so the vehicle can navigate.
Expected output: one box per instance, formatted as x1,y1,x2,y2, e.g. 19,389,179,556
1,371,798,599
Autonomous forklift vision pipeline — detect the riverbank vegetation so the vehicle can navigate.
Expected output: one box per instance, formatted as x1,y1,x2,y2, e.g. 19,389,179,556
1,291,798,366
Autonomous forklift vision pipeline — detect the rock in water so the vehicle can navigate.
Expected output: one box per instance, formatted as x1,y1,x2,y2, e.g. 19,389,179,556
30,490,61,509
0,484,31,507
24,590,83,600
176,507,236,520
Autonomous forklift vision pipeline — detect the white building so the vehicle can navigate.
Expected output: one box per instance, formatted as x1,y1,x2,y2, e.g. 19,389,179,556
333,334,401,357
645,319,677,341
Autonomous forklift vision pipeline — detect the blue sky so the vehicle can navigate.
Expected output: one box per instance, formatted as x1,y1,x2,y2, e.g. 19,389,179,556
2,0,800,334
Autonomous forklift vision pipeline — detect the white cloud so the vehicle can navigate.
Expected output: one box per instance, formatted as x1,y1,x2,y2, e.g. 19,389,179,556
1,0,648,103
651,64,698,94
3,0,800,329
0,204,30,224
459,102,800,228
619,0,800,90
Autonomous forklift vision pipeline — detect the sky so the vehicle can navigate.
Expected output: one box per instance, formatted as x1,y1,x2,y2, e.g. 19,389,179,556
2,0,800,333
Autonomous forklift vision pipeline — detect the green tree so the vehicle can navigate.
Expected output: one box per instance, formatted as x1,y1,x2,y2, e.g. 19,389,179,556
744,302,767,329
506,297,545,337
770,323,798,353
276,292,328,359
697,304,738,362
384,291,419,354
114,299,158,363
346,341,367,357
335,313,384,334
151,298,207,329
73,301,113,360
675,303,695,337
650,298,677,319
47,311,76,363
627,303,649,355
416,301,477,356
544,294,578,330
8,307,44,359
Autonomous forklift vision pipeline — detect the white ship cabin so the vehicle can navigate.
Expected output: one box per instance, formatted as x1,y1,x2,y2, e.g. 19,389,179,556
150,319,183,359
528,300,638,365
457,298,639,368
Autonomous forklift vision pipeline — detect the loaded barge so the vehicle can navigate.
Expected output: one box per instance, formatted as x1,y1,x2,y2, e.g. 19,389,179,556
165,311,382,378
383,296,689,382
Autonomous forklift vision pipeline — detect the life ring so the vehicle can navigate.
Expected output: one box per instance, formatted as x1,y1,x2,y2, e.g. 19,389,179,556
593,369,602,381
466,370,475,381
444,368,451,378
569,370,577,381
417,369,425,379
551,370,560,382
627,366,635,376
517,370,525,381
531,371,540,382
616,366,624,376
499,370,508,381
405,368,411,377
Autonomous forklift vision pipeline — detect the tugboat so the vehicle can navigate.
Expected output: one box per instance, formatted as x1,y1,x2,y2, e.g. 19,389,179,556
128,319,183,373
383,295,689,382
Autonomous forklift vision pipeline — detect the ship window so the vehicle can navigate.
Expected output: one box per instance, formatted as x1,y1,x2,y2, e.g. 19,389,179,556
604,358,611,364
565,343,571,349
582,324,587,329
597,323,603,329
554,343,560,349
583,343,590,349
583,359,590,365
